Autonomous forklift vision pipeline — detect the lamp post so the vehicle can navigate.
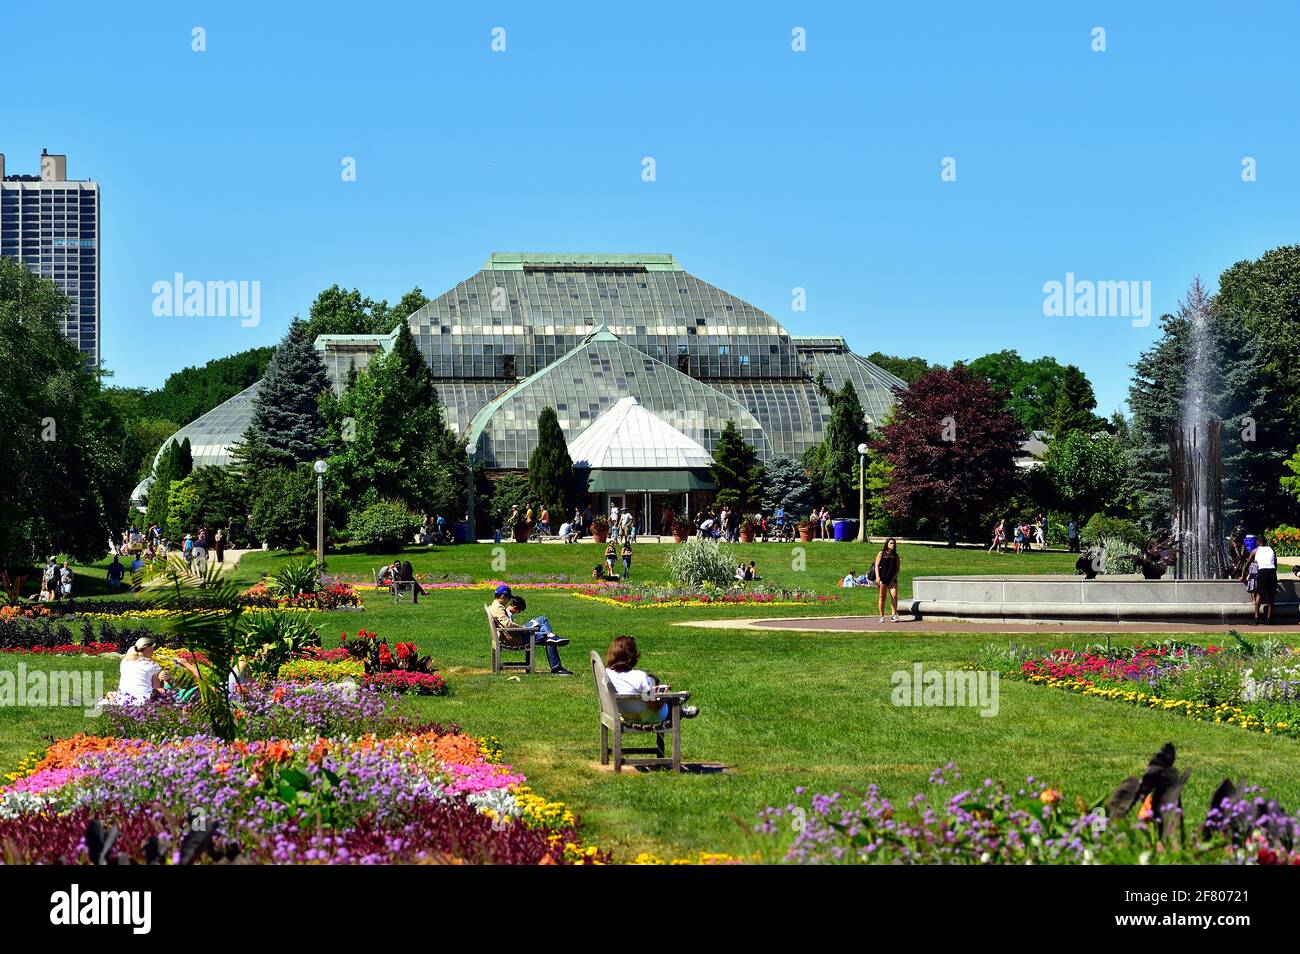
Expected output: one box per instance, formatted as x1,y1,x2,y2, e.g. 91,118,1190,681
465,449,476,544
856,433,871,544
313,459,328,566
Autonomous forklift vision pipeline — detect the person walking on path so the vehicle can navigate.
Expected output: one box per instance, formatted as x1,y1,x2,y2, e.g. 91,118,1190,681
874,538,902,623
989,519,1005,554
215,528,225,564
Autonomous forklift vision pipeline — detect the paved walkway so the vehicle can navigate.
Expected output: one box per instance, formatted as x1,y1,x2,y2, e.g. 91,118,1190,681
675,615,1299,635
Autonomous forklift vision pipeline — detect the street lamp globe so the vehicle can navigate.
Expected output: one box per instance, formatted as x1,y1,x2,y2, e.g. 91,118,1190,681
313,459,328,475
857,442,869,455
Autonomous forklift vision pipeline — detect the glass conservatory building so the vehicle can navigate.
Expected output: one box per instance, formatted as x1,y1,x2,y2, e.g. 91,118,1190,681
134,253,905,514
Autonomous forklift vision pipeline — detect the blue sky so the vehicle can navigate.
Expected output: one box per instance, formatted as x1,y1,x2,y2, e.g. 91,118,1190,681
5,0,1298,414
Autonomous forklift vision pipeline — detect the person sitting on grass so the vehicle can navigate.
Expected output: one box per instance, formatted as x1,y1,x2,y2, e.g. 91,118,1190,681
603,636,698,723
735,563,748,582
117,637,166,703
604,541,618,577
841,570,858,587
747,560,759,581
592,563,608,581
506,594,572,676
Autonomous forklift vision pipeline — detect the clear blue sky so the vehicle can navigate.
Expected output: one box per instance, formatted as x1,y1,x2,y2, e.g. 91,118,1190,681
6,0,1298,414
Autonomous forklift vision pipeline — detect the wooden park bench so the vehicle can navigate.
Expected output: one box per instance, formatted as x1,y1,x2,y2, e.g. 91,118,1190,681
484,604,537,674
590,650,690,772
375,567,416,603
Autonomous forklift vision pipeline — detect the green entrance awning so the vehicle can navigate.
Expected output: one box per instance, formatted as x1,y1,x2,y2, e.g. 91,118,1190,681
582,469,714,493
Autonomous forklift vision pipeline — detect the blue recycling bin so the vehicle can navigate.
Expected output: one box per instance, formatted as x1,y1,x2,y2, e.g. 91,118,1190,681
833,519,858,542
1244,534,1257,552
452,522,469,543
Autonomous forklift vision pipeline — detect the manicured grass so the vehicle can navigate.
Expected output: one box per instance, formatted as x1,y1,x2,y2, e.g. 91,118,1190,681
5,540,1297,861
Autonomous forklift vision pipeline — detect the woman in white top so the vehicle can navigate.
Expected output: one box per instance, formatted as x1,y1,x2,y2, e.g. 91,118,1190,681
117,636,164,703
1244,534,1279,624
603,636,698,724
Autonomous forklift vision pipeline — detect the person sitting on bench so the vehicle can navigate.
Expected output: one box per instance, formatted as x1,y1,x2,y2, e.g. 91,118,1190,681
603,636,698,723
506,594,572,676
397,560,425,603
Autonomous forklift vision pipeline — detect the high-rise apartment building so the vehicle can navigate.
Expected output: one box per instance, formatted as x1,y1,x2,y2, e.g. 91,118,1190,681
0,150,100,367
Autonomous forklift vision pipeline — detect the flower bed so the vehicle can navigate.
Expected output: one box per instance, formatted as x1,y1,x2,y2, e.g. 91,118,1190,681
97,681,425,742
0,729,606,864
0,617,158,654
979,636,1300,739
756,757,1300,865
573,584,837,610
0,642,118,657
244,581,362,611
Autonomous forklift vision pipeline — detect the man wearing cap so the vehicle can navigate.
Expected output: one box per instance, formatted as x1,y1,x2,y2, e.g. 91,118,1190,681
490,584,572,675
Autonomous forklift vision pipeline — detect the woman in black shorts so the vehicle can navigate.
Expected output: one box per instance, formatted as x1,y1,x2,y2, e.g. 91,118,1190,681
875,537,902,623
1244,534,1278,624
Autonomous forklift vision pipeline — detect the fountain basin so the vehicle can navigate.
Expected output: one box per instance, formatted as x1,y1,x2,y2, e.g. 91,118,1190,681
909,575,1299,624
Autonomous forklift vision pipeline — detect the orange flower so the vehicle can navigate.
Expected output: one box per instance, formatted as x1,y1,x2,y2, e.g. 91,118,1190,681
213,761,232,774
433,734,485,766
1039,788,1061,806
1138,793,1154,821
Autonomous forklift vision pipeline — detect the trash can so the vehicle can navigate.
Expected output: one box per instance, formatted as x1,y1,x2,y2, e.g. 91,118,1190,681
452,522,469,543
1244,534,1257,552
833,519,858,542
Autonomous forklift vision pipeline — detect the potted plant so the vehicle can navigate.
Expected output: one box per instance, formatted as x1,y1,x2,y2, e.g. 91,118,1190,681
739,515,759,543
798,520,814,543
671,517,692,543
512,519,530,543
590,515,610,543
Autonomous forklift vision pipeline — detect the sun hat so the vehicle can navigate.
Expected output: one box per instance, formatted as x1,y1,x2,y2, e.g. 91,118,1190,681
494,584,512,597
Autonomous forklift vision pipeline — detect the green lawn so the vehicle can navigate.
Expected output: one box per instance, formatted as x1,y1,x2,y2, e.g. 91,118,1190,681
5,540,1298,861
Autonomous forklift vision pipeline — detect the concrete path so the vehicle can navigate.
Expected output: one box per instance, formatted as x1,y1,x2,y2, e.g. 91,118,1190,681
674,615,1299,635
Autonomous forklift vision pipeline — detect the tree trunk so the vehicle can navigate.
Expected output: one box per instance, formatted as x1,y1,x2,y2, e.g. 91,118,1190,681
947,518,957,548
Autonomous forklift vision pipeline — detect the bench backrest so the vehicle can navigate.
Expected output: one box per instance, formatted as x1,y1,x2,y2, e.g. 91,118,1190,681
590,650,619,719
484,604,497,642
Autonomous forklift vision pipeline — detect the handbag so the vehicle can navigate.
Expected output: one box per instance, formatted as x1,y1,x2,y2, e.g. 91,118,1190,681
866,563,878,584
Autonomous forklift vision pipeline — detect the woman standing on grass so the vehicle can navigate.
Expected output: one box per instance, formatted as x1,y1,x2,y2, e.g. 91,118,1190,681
1243,534,1278,625
875,537,901,623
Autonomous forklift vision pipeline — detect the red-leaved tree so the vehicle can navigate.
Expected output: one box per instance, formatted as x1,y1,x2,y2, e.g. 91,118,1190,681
872,366,1023,546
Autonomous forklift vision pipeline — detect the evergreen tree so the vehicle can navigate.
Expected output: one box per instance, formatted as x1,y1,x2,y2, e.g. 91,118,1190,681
1042,431,1130,521
815,377,871,514
237,319,329,471
528,406,574,514
761,455,815,517
710,419,763,511
145,440,181,533
177,437,194,478
325,323,468,516
1047,365,1101,438
1127,278,1287,531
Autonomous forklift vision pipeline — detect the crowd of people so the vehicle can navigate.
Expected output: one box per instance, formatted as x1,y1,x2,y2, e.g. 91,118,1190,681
988,516,1084,554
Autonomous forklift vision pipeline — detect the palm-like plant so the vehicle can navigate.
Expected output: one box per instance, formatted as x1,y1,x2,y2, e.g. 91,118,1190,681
268,555,319,598
150,556,246,741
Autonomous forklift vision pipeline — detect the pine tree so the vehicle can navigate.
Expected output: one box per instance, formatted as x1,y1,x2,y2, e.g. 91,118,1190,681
761,455,815,516
815,377,871,513
238,318,329,471
529,406,574,514
145,440,181,533
710,419,763,511
325,323,468,516
1127,277,1287,530
1047,365,1101,438
177,437,194,478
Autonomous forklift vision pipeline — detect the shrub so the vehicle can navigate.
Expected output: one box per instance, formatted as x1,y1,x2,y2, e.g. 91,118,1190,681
666,538,737,588
346,500,420,552
238,611,321,678
268,555,320,598
1098,535,1138,575
1081,513,1145,547
1266,525,1300,557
